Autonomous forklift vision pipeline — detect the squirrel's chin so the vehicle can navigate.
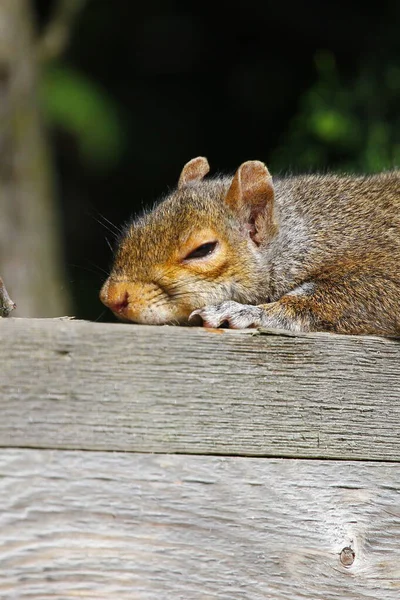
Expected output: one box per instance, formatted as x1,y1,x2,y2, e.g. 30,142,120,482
112,307,192,326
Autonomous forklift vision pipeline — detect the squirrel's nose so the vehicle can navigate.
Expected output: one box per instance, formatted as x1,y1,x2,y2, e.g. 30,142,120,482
108,291,129,314
100,281,130,314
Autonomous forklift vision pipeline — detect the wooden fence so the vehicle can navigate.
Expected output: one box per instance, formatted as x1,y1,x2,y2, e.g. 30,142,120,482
1,317,400,599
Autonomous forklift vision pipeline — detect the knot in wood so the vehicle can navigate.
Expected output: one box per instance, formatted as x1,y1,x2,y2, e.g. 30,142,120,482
339,546,355,567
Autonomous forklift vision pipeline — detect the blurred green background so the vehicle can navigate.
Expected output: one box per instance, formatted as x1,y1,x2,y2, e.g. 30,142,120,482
1,0,399,320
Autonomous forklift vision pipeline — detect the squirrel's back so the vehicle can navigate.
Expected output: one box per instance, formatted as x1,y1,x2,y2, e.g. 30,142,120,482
265,171,400,298
275,170,399,241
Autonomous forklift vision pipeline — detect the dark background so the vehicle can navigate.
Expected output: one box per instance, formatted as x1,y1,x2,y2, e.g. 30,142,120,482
34,0,400,320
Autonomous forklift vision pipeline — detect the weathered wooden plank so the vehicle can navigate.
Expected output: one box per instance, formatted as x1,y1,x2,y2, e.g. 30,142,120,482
1,317,400,460
0,449,399,599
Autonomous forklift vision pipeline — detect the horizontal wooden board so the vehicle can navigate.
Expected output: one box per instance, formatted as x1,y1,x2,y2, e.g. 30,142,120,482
1,318,400,460
0,449,399,599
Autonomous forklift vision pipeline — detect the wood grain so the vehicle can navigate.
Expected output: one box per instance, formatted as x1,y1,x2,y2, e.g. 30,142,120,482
1,318,400,460
0,448,399,599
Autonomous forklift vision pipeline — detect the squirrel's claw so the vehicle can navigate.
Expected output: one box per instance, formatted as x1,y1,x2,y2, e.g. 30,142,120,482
189,301,263,329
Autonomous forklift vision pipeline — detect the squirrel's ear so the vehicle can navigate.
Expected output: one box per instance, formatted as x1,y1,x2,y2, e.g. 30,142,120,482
178,157,210,188
225,160,276,244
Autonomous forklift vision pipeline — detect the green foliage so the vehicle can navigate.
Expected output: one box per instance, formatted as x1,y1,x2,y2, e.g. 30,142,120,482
271,51,400,173
40,64,124,168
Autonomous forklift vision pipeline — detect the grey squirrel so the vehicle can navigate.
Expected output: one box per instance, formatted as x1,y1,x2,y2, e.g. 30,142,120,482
100,157,400,335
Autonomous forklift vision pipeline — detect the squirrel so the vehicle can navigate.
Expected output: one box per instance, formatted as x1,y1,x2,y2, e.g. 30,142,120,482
100,157,400,335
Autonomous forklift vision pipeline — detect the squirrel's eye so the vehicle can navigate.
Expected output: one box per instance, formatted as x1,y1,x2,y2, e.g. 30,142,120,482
185,241,217,260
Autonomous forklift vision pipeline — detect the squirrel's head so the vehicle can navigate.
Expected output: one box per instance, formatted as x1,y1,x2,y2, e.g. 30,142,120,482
100,157,277,324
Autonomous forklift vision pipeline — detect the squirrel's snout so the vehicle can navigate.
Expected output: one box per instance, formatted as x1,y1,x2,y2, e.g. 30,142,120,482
100,277,194,325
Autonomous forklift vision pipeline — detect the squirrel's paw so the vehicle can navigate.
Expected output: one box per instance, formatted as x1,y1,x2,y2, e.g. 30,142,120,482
190,301,264,329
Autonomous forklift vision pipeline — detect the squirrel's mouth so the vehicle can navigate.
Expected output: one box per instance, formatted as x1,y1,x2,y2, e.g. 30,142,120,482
112,311,133,324
112,311,194,326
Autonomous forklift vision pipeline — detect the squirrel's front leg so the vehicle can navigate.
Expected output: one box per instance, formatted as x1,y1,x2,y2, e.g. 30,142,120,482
190,299,311,332
190,275,400,335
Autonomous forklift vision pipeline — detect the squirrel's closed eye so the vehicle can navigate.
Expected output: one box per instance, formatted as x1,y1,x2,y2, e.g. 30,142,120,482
185,241,218,260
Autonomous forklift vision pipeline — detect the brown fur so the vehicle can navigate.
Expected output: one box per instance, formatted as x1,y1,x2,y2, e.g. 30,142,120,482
100,157,400,334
